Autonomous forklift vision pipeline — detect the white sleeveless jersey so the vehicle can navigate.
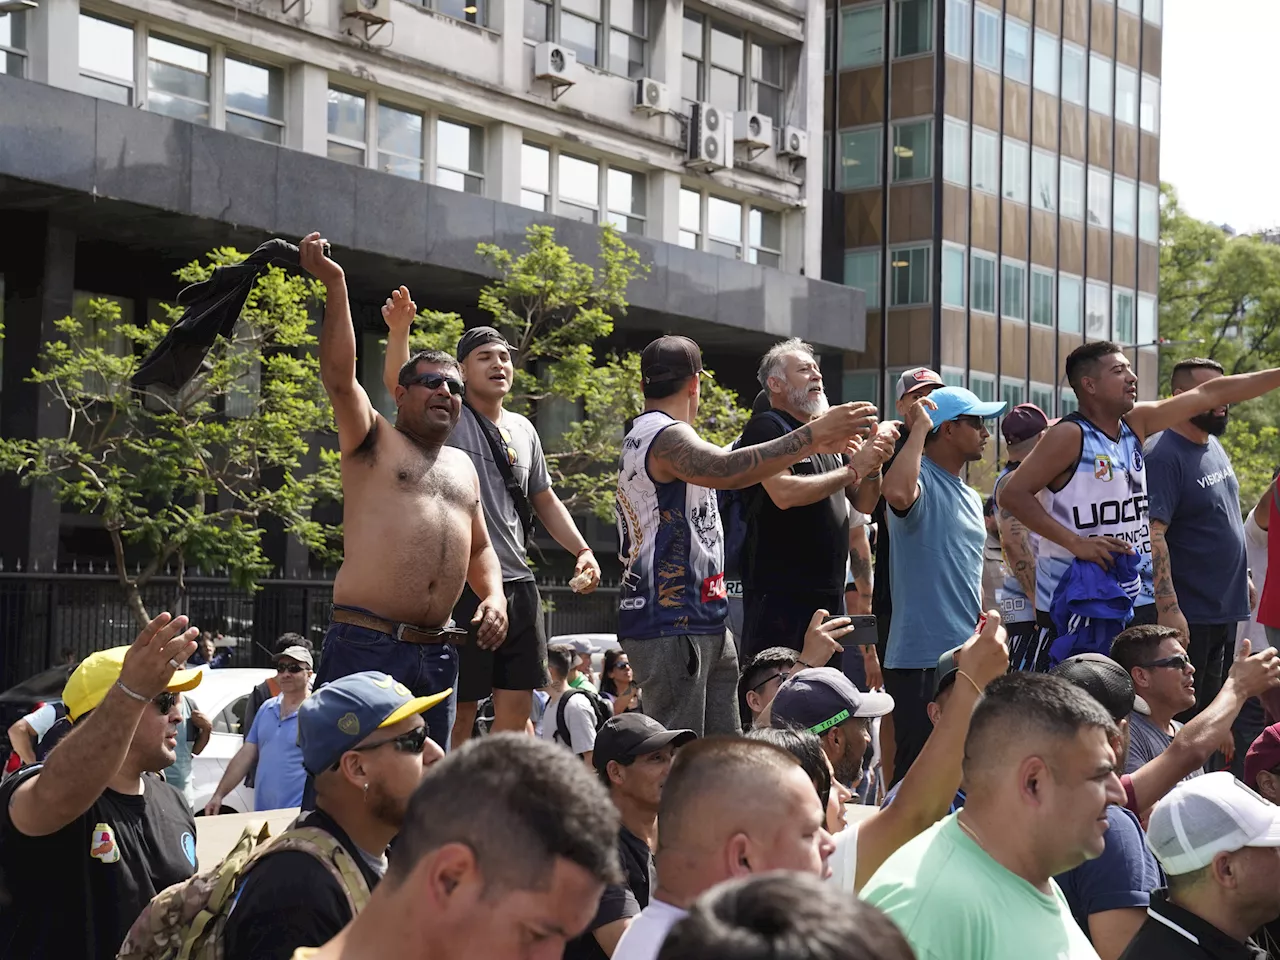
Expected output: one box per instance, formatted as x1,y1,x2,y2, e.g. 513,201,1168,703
615,411,727,640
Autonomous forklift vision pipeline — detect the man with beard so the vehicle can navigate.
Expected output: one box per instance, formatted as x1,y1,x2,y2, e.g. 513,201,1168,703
222,672,448,960
737,338,895,666
305,235,507,749
1144,359,1251,720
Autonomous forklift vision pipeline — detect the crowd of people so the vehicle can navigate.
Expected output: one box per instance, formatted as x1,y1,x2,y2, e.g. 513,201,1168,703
10,232,1280,959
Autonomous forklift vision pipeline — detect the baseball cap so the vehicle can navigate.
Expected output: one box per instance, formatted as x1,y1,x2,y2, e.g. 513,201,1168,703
564,638,602,656
770,667,894,735
641,336,703,385
1146,771,1280,875
1001,403,1050,445
275,645,314,670
297,670,452,775
933,645,963,699
925,386,1007,430
457,326,512,363
896,367,944,400
1245,723,1280,792
1051,653,1135,723
593,713,697,774
63,647,204,722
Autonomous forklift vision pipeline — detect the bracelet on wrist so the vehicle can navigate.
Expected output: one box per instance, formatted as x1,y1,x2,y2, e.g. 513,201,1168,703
576,547,594,557
114,679,151,703
956,670,985,697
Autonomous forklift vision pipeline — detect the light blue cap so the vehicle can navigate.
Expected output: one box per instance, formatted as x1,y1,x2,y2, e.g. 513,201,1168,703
924,386,1007,430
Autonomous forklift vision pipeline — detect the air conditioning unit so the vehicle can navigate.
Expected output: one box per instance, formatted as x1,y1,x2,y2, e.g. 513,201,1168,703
342,0,391,23
779,125,809,159
687,102,733,171
733,111,774,151
534,41,577,90
633,77,670,115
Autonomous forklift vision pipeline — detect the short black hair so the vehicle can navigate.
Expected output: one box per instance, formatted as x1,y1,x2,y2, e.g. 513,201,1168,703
388,733,621,891
746,726,832,813
1170,357,1225,392
737,647,800,726
657,872,916,960
275,632,311,654
547,643,574,680
1065,341,1125,392
643,375,693,400
398,349,462,387
1110,624,1183,674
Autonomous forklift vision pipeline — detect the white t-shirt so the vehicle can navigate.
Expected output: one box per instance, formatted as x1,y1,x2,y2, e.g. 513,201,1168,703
1240,506,1270,653
612,899,688,960
827,820,861,894
537,689,597,755
22,703,58,739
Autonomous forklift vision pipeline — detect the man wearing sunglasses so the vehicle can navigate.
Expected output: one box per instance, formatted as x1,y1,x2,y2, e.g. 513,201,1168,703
1111,625,1206,780
222,671,447,960
304,236,508,751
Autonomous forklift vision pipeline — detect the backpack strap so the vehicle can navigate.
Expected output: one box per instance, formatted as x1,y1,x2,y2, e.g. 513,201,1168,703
242,826,373,916
555,690,583,748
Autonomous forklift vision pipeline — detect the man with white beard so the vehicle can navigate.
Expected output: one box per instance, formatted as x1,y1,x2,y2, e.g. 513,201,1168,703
738,339,897,668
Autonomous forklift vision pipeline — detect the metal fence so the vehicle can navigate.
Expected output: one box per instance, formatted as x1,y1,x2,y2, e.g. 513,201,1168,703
0,572,619,689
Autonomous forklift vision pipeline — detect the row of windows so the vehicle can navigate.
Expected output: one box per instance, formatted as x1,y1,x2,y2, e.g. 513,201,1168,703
0,11,25,78
835,119,934,189
677,190,783,266
679,9,786,123
838,0,934,69
519,142,646,233
525,0,648,82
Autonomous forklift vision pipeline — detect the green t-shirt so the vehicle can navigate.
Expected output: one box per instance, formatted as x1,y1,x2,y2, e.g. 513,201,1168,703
861,815,1101,960
568,674,598,694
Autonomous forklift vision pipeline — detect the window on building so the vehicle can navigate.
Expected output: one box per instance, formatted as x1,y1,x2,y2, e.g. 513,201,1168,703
682,10,784,121
1118,0,1141,12
748,208,782,267
890,245,930,305
943,118,968,186
1061,158,1085,220
1138,293,1157,343
972,127,998,194
682,9,704,99
843,371,880,405
970,373,996,402
80,14,136,104
893,119,932,181
840,127,882,189
844,249,881,309
1003,138,1028,204
1060,387,1078,415
972,250,996,313
1031,267,1055,327
841,5,884,68
945,0,970,59
942,243,966,307
974,3,1000,71
707,195,744,259
1032,149,1057,212
1086,280,1110,338
558,153,600,222
0,11,27,77
1004,18,1029,83
423,0,488,25
1031,383,1054,413
1115,65,1138,126
1140,75,1160,133
327,87,367,166
823,131,832,187
436,119,485,195
942,368,967,388
1002,260,1027,320
74,292,135,398
1086,167,1111,228
1061,42,1085,106
825,9,834,71
1001,378,1025,409
146,34,211,125
1139,183,1159,243
1113,176,1137,236
606,167,646,233
706,23,743,112
530,0,648,78
1089,53,1112,116
224,58,284,144
678,188,701,248
1144,0,1162,26
521,142,551,211
895,0,933,57
751,42,784,121
1033,30,1058,95
377,102,425,180
1059,273,1083,333
1113,287,1135,344
607,0,648,78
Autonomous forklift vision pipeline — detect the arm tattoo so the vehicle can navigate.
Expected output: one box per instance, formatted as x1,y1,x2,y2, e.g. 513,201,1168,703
849,548,873,584
651,423,813,480
1150,520,1179,610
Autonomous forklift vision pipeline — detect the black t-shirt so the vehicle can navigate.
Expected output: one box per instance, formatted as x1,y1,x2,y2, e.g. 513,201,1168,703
222,808,383,960
740,409,850,593
1119,891,1267,960
871,431,909,645
0,765,197,959
563,826,655,960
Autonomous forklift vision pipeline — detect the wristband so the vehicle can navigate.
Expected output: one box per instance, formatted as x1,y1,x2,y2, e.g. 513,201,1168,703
795,659,814,670
848,465,860,486
115,679,151,703
866,470,882,480
576,547,594,557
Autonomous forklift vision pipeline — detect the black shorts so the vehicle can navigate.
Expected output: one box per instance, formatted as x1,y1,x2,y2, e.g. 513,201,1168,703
454,579,549,702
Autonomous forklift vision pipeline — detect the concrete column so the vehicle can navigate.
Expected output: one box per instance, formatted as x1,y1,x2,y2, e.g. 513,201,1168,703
649,169,681,244
487,121,525,205
799,0,824,277
495,0,523,88
287,63,329,156
25,0,79,90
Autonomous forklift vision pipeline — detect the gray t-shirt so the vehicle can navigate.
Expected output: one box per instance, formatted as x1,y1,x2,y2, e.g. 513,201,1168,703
538,689,597,755
447,407,550,582
1125,712,1202,782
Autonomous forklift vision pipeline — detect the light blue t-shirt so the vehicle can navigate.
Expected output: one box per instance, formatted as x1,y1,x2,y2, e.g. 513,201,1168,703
245,695,307,811
166,695,196,796
885,455,985,669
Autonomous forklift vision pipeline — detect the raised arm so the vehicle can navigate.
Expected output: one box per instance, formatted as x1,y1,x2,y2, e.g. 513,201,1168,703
382,285,415,398
994,473,1036,602
880,398,934,512
1127,368,1280,442
465,464,509,651
302,233,376,455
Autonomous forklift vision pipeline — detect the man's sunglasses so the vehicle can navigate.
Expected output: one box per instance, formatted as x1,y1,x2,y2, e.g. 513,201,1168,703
748,670,789,694
276,662,307,674
405,372,465,396
154,692,179,714
954,415,986,430
353,725,430,756
1137,654,1192,671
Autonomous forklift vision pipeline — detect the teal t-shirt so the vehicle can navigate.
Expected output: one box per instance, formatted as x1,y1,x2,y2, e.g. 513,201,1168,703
885,455,985,669
861,816,1101,960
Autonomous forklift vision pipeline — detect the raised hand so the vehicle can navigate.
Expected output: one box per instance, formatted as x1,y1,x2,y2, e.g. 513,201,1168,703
810,402,880,455
1227,639,1280,699
381,285,416,334
905,396,937,433
953,610,1009,690
799,609,850,668
298,232,344,286
118,613,199,701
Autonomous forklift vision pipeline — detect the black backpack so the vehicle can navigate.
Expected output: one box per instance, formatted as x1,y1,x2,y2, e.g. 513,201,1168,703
554,689,613,749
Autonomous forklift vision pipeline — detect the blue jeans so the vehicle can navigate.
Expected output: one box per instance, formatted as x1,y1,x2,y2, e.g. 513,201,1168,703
317,608,459,751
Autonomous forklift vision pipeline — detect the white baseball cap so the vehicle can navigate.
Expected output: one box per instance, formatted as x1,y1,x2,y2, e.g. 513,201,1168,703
1146,771,1280,875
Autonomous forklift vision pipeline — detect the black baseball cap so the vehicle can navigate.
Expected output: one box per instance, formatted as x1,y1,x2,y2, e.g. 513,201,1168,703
641,335,703,385
771,667,894,735
933,644,964,699
457,326,512,362
592,713,696,774
1051,653,1136,722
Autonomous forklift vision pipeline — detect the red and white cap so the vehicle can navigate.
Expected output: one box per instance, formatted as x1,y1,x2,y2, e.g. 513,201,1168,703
895,367,944,401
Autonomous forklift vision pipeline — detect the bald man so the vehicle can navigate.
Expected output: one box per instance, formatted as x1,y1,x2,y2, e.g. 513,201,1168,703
862,673,1124,960
612,737,835,960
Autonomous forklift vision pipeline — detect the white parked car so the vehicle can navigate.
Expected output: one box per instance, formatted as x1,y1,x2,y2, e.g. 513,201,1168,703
186,667,275,816
549,633,620,678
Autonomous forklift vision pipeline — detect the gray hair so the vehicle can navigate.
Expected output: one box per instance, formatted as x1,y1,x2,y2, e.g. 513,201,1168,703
757,338,817,388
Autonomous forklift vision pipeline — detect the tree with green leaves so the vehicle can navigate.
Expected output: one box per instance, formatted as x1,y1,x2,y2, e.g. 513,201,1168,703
0,250,343,624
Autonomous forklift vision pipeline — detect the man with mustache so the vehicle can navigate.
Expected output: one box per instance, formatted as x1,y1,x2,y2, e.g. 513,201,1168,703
1144,358,1251,720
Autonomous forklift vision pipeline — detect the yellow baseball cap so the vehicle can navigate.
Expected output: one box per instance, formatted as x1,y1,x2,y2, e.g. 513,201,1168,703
63,646,204,721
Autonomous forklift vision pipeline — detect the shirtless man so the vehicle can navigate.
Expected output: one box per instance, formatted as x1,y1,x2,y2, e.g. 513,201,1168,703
302,233,508,749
